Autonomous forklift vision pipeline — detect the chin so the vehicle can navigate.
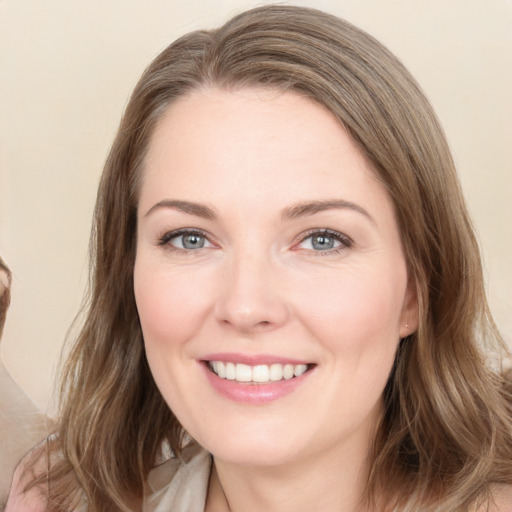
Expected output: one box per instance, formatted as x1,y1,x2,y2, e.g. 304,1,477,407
189,418,316,467
209,440,304,467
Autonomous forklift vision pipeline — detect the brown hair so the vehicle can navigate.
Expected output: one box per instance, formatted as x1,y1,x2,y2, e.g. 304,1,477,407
31,5,512,511
0,257,12,338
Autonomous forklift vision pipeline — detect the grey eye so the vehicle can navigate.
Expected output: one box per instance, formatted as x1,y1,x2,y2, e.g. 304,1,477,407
171,233,209,250
311,234,336,250
182,234,205,249
297,230,350,252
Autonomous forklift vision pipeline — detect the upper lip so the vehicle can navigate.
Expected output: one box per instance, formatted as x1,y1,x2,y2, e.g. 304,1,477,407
201,352,312,366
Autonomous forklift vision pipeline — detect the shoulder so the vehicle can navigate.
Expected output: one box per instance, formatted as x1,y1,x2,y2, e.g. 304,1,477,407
4,443,48,512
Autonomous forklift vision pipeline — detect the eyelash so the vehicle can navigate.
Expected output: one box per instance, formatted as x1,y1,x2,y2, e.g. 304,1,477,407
157,228,211,255
156,228,353,255
295,229,353,256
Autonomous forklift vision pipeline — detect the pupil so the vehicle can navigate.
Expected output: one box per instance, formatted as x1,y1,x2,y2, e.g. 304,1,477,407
183,234,204,249
312,235,334,250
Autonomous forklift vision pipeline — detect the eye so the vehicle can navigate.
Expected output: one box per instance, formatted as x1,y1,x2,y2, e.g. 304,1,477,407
158,229,213,251
296,229,352,254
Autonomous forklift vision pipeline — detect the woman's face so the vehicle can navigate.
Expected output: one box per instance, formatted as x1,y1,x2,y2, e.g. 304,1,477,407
134,87,417,467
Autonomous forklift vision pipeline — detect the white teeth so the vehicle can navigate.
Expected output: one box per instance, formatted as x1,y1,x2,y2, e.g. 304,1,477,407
209,361,310,383
252,365,270,383
294,364,307,377
225,362,236,380
269,364,283,381
235,364,252,382
283,364,294,380
217,361,226,378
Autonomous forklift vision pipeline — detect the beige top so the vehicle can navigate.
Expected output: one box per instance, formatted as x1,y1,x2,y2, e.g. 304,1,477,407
4,441,212,512
144,443,212,512
0,361,49,505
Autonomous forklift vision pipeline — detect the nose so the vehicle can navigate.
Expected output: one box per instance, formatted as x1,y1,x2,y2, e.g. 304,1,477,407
214,252,290,334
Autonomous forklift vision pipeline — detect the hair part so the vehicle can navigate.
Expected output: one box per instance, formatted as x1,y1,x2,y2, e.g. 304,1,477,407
31,5,512,511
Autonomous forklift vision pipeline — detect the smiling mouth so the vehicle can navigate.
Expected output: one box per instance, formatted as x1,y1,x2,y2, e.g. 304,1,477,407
206,361,314,384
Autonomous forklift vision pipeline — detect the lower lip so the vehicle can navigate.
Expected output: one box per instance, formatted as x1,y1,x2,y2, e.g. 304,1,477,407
201,363,313,404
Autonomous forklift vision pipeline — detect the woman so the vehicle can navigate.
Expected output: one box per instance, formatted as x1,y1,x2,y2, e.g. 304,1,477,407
7,5,512,511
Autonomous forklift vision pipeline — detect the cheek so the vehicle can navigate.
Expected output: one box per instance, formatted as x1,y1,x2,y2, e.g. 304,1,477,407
294,264,407,358
133,259,213,349
133,258,217,419
292,267,406,427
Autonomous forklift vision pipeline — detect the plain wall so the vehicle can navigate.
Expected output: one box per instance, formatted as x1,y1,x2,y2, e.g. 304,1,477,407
1,0,511,413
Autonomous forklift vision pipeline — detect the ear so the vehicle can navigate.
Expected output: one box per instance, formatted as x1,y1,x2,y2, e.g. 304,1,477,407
399,276,419,338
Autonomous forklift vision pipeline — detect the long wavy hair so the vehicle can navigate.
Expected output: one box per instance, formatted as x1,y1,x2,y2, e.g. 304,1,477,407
30,5,512,511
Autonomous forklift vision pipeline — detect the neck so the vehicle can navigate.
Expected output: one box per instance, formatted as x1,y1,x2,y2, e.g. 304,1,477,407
205,429,376,512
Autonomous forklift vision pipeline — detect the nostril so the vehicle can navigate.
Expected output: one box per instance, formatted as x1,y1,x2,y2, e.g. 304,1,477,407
214,289,290,333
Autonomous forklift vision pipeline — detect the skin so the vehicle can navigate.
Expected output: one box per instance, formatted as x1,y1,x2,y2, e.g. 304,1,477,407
3,87,510,512
134,87,418,512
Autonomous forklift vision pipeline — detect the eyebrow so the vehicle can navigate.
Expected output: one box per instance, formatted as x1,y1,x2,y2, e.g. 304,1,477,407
281,199,375,225
144,200,217,219
144,198,375,225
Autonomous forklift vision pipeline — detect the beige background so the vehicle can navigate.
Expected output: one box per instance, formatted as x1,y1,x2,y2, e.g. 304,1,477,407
1,0,511,414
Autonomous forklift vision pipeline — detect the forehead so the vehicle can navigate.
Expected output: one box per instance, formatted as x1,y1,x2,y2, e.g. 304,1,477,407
139,87,390,217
